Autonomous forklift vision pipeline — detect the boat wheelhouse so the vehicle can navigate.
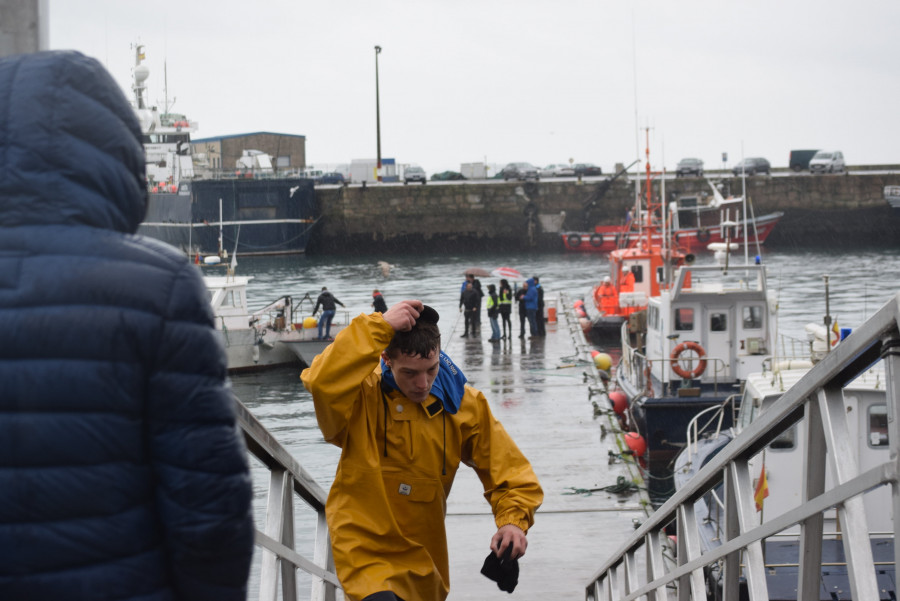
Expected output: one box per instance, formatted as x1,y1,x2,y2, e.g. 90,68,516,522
616,258,777,505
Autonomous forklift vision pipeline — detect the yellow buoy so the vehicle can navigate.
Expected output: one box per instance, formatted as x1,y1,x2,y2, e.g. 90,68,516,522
303,316,318,329
592,352,612,371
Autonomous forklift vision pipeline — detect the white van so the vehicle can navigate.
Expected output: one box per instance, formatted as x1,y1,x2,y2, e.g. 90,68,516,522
809,151,845,174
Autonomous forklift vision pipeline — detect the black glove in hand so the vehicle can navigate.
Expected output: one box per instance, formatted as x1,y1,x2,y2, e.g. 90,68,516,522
480,545,519,593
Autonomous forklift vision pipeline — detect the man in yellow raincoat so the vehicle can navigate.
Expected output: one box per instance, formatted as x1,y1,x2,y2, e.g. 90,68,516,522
301,299,543,601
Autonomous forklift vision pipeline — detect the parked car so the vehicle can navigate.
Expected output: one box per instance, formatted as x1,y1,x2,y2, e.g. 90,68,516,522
574,163,603,177
500,162,540,181
675,158,704,177
404,166,427,184
731,157,771,176
808,150,845,174
430,170,467,181
789,149,820,172
316,172,345,185
539,164,575,178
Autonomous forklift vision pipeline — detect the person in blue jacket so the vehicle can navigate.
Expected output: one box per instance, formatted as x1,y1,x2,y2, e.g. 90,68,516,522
524,278,540,336
0,51,254,601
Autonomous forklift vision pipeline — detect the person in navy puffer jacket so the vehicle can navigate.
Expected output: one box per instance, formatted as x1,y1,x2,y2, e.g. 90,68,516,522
0,51,254,600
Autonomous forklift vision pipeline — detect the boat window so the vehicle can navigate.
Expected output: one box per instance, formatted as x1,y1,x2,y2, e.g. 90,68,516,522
675,308,694,331
631,265,643,283
770,425,795,450
648,305,659,330
742,305,763,329
223,290,237,308
710,312,727,332
868,404,889,448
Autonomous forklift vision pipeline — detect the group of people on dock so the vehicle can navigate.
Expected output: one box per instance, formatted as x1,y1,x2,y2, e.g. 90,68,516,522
459,273,546,340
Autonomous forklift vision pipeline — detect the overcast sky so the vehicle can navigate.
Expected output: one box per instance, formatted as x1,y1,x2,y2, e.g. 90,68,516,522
48,0,900,176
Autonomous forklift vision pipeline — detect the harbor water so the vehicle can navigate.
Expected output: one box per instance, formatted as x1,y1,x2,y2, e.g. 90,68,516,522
230,247,900,600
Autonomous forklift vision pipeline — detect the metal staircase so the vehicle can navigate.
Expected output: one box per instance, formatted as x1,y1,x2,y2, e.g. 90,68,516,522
586,292,900,601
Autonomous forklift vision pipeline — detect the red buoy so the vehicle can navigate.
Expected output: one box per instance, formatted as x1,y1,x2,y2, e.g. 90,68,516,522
609,391,628,415
624,432,647,457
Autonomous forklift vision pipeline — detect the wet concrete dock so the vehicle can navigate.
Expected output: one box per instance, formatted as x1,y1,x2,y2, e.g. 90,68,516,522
441,300,649,600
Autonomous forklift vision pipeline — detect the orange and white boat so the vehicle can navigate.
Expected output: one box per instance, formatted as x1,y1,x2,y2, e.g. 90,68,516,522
587,131,692,341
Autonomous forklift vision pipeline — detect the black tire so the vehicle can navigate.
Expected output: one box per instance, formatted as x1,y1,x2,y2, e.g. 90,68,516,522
567,234,582,248
697,229,711,243
590,234,604,247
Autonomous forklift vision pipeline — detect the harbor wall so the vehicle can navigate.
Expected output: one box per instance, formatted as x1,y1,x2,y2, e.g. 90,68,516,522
308,173,900,254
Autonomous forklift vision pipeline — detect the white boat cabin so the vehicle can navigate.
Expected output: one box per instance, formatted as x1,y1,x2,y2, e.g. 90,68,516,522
643,262,776,387
739,364,890,536
206,276,253,331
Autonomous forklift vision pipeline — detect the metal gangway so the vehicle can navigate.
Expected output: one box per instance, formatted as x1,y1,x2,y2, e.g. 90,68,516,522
235,400,340,601
586,292,900,600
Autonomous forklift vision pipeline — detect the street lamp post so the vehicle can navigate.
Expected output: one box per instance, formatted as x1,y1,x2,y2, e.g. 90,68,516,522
374,45,382,183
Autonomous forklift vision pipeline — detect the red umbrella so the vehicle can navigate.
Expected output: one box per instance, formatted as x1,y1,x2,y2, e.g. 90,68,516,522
491,266,525,281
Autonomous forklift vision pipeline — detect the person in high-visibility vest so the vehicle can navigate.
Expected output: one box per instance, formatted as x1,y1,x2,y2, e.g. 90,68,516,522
498,279,513,340
486,284,501,341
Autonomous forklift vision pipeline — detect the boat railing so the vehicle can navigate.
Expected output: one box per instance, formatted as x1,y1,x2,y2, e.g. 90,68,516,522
587,291,900,601
684,395,740,463
234,396,340,601
621,346,729,396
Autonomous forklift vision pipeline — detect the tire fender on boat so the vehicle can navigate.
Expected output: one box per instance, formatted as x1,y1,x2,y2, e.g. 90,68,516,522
696,228,711,243
590,233,604,247
670,341,708,379
567,234,582,248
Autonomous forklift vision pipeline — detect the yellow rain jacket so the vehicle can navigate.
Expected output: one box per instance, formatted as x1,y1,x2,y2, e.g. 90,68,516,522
301,313,543,601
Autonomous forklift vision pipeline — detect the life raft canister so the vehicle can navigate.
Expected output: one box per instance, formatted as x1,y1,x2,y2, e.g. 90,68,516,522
567,234,582,248
590,233,604,247
670,341,708,379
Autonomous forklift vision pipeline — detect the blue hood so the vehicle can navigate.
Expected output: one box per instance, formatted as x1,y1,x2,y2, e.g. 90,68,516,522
381,350,468,414
0,51,147,233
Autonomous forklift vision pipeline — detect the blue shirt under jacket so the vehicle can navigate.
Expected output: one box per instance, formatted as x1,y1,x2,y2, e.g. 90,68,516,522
0,51,254,601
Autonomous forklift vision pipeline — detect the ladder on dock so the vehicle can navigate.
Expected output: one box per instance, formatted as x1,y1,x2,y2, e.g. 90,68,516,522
586,292,900,600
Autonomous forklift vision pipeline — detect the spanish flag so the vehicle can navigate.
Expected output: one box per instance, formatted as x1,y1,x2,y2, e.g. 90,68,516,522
831,319,840,347
754,464,769,512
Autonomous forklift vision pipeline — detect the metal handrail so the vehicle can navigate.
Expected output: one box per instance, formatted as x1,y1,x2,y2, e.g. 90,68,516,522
587,291,900,601
234,398,340,601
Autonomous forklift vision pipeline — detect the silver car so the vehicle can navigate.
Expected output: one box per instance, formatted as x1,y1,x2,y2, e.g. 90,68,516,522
809,151,845,174
404,166,427,184
539,163,575,178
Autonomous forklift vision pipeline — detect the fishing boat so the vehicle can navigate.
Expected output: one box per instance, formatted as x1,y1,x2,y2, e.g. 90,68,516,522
128,44,317,257
585,132,691,343
671,328,893,600
561,181,783,254
207,275,344,372
613,241,777,505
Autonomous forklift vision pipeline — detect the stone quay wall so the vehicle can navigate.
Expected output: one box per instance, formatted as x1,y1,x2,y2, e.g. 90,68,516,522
308,172,900,254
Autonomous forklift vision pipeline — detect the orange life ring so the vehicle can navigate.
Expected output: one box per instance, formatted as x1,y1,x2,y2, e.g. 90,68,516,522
671,341,707,379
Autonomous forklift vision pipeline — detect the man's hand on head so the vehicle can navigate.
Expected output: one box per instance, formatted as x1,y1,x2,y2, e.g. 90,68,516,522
491,524,528,560
382,300,424,332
